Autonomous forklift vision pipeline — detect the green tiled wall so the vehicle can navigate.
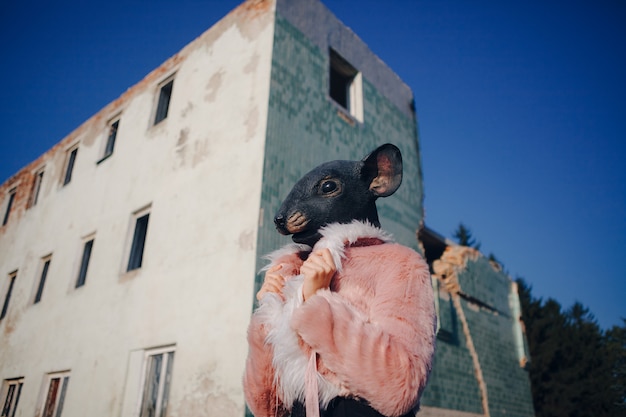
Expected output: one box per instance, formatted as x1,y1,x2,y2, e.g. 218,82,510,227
255,14,423,290
421,256,535,417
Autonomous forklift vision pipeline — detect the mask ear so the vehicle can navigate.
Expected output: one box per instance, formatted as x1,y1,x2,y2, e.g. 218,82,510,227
361,143,403,197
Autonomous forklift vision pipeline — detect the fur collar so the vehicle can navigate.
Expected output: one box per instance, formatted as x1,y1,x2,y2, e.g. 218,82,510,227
264,220,394,273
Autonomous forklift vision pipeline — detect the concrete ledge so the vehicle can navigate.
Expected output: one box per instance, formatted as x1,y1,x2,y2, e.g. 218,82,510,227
419,406,484,417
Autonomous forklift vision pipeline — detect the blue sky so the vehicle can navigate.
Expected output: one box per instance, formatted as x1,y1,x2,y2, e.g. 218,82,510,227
1,0,624,329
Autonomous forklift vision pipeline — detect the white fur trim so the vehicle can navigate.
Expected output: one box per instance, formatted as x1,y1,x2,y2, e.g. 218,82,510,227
261,243,311,272
313,220,394,273
263,221,393,272
257,276,341,408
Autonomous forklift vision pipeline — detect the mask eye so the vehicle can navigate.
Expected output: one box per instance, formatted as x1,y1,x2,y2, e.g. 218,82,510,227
319,179,341,196
321,181,337,193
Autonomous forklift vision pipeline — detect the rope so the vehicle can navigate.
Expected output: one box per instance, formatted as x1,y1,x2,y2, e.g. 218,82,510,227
305,351,320,417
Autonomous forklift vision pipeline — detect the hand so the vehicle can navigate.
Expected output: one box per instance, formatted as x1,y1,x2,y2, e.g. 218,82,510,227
257,264,286,301
301,249,336,301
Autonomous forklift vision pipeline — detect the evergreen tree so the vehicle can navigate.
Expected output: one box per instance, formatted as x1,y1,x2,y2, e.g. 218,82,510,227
453,223,481,250
605,320,626,414
516,278,626,417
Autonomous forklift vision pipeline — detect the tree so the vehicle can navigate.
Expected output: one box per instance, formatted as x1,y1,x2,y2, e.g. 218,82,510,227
605,320,626,412
516,278,626,417
453,223,481,250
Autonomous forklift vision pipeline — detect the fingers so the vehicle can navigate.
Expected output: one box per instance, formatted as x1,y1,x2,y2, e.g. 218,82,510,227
256,265,286,301
301,250,336,278
301,249,336,301
304,249,336,269
256,250,338,302
317,248,336,270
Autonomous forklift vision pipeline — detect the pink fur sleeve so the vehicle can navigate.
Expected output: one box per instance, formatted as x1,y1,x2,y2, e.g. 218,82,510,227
243,314,287,417
290,244,436,417
244,252,304,417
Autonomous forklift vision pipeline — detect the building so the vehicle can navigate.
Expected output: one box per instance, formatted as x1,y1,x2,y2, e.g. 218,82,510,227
0,0,533,416
419,228,535,417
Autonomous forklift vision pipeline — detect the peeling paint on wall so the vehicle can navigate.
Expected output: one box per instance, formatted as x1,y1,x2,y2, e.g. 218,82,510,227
233,0,274,41
245,106,259,141
244,52,261,74
238,229,255,251
180,101,194,118
205,70,225,103
175,369,242,417
192,138,211,168
175,128,190,167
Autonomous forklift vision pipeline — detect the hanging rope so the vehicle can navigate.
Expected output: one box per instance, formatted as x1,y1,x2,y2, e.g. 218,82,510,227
433,246,490,417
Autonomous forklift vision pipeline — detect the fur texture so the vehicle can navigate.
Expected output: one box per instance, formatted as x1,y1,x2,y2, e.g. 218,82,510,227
244,221,436,417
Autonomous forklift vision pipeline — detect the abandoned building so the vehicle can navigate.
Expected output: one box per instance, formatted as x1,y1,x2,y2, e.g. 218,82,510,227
0,0,534,416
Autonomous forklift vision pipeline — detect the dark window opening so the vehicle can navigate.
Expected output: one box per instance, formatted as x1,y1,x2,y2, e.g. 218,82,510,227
139,350,174,417
1,378,23,417
104,120,119,158
329,49,357,111
2,189,16,226
42,375,69,417
418,227,458,343
127,213,150,271
418,227,448,271
30,170,44,207
76,239,94,288
1,273,16,320
63,148,78,186
154,80,174,125
34,259,51,304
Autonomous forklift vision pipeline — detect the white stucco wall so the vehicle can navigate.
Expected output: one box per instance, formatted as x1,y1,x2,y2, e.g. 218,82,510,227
0,1,276,416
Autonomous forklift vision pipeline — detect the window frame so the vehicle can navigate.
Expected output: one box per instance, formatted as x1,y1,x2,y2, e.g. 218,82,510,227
1,377,24,417
2,187,17,226
124,205,152,273
137,346,175,417
75,236,95,288
39,371,70,417
328,48,363,122
0,271,17,321
510,282,531,368
29,167,45,208
153,76,175,126
98,116,121,163
62,144,79,186
33,255,52,304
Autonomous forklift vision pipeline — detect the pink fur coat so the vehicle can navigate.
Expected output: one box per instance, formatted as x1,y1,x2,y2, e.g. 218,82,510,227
244,221,436,417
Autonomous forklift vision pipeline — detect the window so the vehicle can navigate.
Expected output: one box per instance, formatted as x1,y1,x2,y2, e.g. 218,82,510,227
139,347,175,417
29,168,45,207
40,372,70,417
0,271,17,320
1,377,23,417
510,282,531,368
34,256,52,304
434,284,458,343
100,118,119,161
76,238,94,288
62,146,78,186
127,208,150,271
153,78,174,125
105,120,119,156
2,188,16,226
329,49,363,121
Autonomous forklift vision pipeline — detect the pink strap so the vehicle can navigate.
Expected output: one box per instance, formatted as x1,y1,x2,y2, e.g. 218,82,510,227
305,351,320,417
